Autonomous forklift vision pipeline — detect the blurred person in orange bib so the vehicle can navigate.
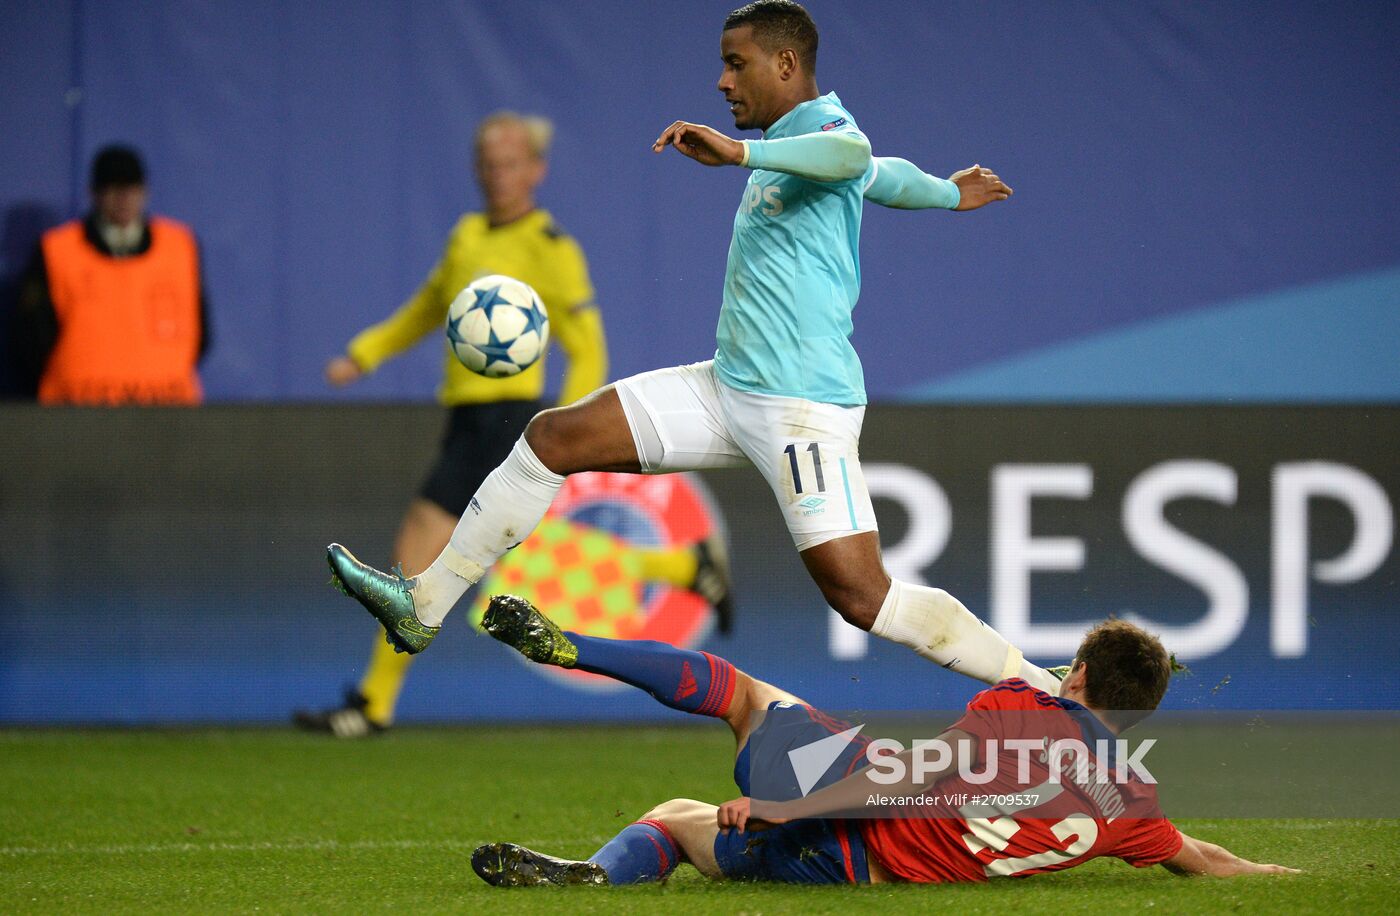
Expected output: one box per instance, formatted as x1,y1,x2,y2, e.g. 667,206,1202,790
16,145,210,405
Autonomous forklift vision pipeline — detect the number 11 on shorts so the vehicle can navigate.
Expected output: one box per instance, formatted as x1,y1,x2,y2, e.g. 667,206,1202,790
784,441,826,495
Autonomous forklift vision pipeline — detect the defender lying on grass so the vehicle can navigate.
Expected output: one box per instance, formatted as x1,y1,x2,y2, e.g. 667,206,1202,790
470,596,1297,886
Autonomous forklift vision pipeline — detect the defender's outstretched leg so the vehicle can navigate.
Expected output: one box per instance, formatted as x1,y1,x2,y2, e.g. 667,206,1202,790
472,800,716,887
481,594,801,750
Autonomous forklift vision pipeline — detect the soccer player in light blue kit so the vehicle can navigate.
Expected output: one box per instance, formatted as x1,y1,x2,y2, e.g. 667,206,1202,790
327,0,1060,696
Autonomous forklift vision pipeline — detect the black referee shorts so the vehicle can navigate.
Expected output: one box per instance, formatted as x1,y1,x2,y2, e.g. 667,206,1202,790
419,400,543,517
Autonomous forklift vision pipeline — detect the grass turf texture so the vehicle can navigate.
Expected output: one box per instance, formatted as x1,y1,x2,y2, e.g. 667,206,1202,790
2,727,1395,913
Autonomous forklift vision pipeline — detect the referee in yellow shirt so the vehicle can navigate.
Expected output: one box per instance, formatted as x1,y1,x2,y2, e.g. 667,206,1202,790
296,113,730,736
307,112,596,734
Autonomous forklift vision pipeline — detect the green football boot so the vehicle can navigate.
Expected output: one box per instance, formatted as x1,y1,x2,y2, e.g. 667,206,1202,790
471,843,608,887
481,595,578,668
326,543,438,654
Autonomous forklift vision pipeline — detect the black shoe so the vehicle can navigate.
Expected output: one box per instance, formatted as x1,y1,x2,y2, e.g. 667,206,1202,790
690,535,735,634
292,689,386,739
471,843,608,887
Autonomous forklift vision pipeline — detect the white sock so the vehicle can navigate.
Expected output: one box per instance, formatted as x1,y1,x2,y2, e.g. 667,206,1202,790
411,438,565,627
871,579,1060,694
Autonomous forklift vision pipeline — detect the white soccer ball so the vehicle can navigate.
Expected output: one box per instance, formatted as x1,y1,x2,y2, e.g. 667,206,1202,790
445,275,550,377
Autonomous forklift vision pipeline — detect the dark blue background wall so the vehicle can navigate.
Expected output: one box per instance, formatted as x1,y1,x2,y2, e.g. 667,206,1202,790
3,1,1397,402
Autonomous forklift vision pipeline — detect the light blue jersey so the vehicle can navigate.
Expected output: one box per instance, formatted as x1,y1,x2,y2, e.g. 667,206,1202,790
714,92,873,406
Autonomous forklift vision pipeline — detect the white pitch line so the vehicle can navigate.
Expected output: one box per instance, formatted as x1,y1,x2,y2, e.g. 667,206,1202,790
0,837,606,857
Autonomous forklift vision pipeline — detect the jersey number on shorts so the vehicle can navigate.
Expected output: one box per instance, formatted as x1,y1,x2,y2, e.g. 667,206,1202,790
784,441,826,495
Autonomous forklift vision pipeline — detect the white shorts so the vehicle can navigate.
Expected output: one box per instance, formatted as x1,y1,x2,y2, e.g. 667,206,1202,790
615,361,878,550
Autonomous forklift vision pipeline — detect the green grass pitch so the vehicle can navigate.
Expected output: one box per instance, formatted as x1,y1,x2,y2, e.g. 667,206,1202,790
2,727,1395,913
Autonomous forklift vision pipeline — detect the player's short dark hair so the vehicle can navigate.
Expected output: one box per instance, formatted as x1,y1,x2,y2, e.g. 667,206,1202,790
724,0,818,73
91,145,146,190
1072,620,1172,730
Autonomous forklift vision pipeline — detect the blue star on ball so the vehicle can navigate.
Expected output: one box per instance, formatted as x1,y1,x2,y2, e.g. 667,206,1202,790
446,311,469,346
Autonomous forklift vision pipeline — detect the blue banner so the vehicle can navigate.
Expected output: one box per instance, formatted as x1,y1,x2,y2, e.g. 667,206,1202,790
2,1,1397,401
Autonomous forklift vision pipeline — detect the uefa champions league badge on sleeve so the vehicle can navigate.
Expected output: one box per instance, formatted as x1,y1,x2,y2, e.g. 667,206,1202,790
468,472,727,688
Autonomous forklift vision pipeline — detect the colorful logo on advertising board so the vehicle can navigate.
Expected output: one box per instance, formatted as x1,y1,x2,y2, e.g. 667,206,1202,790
470,472,724,687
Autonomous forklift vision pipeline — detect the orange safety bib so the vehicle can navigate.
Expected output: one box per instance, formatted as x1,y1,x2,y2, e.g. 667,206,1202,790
39,217,203,405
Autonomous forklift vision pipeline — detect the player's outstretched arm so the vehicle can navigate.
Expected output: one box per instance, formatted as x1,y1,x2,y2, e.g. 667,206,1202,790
653,121,746,166
652,120,871,183
717,727,976,832
335,251,455,383
949,165,1013,211
864,157,961,210
1162,833,1301,877
864,159,1012,212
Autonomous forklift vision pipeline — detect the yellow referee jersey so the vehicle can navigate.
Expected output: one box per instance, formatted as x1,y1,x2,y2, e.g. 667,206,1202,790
346,209,606,406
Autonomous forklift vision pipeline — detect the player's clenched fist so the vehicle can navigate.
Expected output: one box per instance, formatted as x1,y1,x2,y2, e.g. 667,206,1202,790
652,120,745,167
717,796,791,834
950,164,1013,211
716,796,752,833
